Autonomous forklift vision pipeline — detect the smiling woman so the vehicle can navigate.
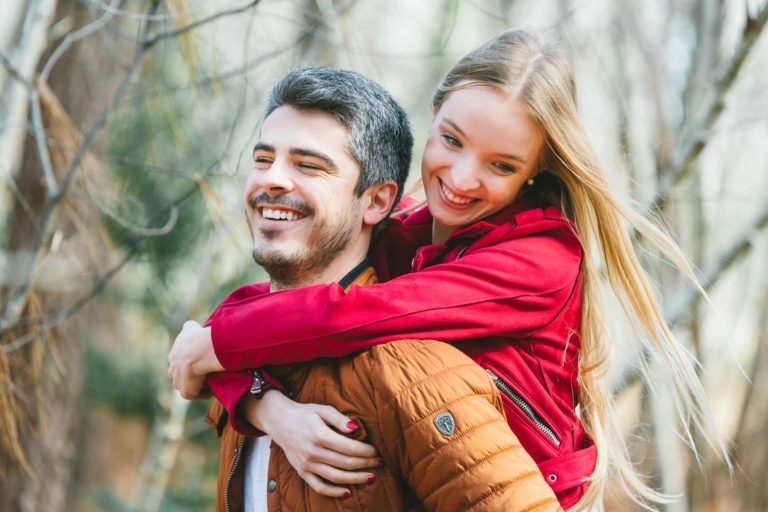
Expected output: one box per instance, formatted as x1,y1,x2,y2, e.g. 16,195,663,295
422,85,545,244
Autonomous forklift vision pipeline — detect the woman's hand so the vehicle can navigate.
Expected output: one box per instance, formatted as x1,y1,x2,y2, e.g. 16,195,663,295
167,320,224,399
244,390,380,497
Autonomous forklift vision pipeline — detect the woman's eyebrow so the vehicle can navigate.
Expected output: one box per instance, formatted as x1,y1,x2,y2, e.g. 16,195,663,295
495,152,527,164
444,119,527,164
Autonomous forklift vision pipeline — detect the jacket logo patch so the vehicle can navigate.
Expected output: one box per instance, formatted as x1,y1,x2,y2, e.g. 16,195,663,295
434,412,456,436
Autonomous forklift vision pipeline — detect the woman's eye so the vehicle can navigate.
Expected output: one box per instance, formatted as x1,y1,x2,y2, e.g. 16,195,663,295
441,134,461,147
298,162,321,170
493,162,517,174
254,157,272,166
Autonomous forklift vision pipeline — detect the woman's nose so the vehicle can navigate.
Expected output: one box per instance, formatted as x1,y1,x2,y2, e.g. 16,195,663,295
449,157,480,191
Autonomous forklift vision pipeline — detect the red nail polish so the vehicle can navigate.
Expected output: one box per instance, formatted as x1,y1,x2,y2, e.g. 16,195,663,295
367,474,376,484
343,490,351,498
346,421,359,431
376,459,384,468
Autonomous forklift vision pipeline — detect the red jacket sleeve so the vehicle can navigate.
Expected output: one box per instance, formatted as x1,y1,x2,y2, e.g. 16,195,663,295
210,230,583,371
204,281,280,434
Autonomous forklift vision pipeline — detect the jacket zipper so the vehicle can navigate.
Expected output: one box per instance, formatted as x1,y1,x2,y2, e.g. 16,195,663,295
225,437,246,512
455,244,469,260
486,369,561,447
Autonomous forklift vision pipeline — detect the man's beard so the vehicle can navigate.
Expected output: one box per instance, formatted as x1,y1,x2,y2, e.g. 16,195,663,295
250,200,361,288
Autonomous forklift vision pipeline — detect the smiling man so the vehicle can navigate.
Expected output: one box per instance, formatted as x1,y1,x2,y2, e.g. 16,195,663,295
169,68,561,512
247,104,386,290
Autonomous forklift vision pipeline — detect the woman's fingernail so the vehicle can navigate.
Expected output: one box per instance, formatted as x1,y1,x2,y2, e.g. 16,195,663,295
367,474,376,484
346,421,359,431
376,459,384,467
343,490,352,498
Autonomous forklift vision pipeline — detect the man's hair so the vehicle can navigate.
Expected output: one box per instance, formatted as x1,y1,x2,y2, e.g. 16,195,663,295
263,67,413,210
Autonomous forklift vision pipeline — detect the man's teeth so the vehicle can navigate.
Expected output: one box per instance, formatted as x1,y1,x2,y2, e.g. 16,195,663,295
441,183,474,205
262,208,303,221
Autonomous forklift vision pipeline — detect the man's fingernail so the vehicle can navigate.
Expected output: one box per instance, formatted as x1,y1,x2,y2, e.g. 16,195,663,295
367,474,376,484
346,421,359,431
343,490,351,498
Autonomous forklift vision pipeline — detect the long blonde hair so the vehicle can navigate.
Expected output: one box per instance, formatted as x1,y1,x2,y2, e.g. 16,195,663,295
432,30,730,510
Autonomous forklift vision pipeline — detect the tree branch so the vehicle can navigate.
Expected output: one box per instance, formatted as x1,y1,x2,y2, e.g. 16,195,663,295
142,0,261,49
649,5,768,211
0,172,210,352
0,53,34,91
614,196,768,392
1,1,161,330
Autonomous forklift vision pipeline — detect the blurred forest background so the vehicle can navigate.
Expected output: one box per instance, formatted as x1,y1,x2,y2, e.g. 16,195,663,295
1,0,767,510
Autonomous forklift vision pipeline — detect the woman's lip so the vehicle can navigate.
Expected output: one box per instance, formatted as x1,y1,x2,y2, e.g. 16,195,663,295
438,179,476,209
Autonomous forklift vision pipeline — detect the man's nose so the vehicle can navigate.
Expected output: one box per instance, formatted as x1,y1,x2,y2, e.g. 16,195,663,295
449,156,480,191
258,160,294,196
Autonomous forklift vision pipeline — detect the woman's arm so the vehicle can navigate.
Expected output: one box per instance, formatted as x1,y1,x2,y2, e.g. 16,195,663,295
212,230,582,370
242,390,380,498
167,229,581,397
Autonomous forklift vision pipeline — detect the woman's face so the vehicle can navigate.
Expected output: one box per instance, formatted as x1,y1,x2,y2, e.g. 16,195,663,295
422,85,545,243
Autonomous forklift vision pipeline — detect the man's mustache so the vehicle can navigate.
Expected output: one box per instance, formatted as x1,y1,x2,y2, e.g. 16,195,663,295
247,193,314,215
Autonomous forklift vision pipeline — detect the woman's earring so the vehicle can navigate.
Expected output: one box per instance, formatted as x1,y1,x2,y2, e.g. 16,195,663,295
526,177,535,186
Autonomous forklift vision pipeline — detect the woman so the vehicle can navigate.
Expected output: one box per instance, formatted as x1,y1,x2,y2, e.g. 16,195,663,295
171,30,728,510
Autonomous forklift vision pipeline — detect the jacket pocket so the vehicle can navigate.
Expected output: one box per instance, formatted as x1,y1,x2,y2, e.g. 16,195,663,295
485,368,561,447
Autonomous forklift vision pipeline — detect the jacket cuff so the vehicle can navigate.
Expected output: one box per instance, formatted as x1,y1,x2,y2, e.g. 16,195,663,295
207,369,289,437
207,370,254,432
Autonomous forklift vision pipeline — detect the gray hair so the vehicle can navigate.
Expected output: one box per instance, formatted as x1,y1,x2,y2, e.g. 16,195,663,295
263,67,413,211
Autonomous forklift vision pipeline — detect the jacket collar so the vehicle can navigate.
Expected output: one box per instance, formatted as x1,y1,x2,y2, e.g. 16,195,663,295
404,194,542,246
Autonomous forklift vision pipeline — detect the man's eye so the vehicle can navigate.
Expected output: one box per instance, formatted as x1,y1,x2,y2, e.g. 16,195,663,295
298,162,322,170
441,134,461,147
254,157,272,165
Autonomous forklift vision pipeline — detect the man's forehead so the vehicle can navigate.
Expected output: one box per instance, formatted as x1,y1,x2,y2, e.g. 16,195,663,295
254,107,359,162
262,106,347,135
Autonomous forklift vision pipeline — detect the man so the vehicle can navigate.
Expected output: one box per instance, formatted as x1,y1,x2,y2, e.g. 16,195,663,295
169,68,561,511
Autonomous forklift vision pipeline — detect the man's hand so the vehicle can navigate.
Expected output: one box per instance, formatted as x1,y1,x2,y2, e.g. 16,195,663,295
246,391,380,498
167,320,225,399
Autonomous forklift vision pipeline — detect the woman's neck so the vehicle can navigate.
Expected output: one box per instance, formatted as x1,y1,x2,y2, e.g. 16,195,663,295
431,221,454,245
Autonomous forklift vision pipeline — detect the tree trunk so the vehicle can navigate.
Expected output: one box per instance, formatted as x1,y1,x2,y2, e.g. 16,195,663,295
0,1,127,509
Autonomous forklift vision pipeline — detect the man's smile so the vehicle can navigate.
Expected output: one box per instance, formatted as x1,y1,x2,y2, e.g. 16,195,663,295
259,206,307,221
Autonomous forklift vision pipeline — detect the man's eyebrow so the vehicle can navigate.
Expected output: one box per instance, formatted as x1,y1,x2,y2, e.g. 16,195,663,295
253,142,274,154
443,118,527,164
289,148,338,171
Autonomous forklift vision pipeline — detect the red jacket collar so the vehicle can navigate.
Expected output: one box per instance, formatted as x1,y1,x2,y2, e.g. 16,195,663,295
400,194,544,245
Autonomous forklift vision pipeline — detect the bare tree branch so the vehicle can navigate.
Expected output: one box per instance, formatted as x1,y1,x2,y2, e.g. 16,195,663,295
614,196,768,392
649,5,768,211
0,0,59,187
39,0,119,83
0,53,34,91
1,1,162,330
142,0,262,50
0,170,212,352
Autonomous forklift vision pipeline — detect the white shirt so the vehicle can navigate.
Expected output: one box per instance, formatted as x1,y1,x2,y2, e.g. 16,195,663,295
243,435,271,511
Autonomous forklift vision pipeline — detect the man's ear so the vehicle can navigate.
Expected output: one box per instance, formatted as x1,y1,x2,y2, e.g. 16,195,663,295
361,181,398,227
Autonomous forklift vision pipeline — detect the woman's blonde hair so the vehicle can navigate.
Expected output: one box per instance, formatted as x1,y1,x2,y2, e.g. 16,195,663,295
432,30,729,510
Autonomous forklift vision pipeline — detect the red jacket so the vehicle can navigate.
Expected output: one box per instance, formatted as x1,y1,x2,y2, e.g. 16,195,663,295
207,199,596,509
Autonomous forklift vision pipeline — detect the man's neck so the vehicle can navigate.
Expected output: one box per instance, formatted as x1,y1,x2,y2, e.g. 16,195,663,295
269,248,369,292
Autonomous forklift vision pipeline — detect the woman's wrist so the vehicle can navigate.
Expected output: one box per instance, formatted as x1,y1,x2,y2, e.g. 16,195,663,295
243,389,288,433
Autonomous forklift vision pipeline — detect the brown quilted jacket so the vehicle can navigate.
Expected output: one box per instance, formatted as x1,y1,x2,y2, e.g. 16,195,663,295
206,269,562,512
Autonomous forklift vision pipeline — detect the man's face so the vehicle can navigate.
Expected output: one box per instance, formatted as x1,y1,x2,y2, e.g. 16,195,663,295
244,106,365,287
